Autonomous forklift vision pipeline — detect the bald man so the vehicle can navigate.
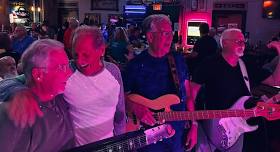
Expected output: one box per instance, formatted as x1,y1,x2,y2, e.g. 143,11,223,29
0,56,18,79
191,28,280,152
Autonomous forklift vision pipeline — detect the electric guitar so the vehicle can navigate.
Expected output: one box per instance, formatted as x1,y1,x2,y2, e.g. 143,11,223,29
126,93,280,150
65,124,173,152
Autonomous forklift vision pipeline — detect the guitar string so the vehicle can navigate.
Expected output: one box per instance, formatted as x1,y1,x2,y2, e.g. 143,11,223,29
154,110,255,121
97,136,146,152
95,134,147,151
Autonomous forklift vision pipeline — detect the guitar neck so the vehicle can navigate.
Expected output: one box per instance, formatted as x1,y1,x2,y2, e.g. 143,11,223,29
156,109,256,121
66,132,147,152
96,134,147,152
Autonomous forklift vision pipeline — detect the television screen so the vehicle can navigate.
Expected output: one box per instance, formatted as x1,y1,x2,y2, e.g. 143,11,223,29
263,0,280,19
188,26,200,37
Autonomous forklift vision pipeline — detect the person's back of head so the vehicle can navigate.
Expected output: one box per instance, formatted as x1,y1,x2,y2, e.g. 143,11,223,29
114,27,129,42
199,23,210,36
69,18,79,29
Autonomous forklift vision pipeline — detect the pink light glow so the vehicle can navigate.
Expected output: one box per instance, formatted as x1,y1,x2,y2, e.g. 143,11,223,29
179,11,212,47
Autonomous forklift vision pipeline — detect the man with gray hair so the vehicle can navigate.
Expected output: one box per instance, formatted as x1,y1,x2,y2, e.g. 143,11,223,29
11,25,34,56
0,39,74,151
191,28,280,152
123,14,197,152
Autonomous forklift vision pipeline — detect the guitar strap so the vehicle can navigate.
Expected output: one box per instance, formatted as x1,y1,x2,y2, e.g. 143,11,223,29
239,59,251,94
167,53,181,99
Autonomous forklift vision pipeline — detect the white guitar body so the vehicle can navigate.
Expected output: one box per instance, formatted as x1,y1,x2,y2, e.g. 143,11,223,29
202,96,258,151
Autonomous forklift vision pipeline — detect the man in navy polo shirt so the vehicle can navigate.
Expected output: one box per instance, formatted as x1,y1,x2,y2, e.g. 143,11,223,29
123,14,197,152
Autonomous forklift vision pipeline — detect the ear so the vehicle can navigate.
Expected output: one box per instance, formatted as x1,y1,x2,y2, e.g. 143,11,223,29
146,32,153,44
221,39,228,48
32,68,44,83
99,45,106,57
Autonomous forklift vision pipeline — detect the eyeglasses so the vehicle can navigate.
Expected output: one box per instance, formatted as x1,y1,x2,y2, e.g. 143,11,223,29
226,39,247,45
36,64,70,73
150,31,173,37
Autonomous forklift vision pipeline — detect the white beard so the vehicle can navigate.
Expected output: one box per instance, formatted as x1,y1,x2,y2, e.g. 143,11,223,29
235,48,244,57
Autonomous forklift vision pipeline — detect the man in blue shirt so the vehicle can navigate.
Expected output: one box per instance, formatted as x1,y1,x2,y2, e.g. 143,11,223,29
12,25,34,56
123,14,197,152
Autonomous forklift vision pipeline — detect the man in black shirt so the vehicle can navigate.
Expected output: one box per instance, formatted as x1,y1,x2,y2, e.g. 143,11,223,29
192,23,218,72
191,28,280,152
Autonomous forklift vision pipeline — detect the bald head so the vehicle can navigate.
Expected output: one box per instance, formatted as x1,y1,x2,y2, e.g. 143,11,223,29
0,56,18,78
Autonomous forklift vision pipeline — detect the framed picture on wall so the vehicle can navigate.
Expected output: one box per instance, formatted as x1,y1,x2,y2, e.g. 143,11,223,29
198,0,207,11
91,0,119,11
84,13,101,25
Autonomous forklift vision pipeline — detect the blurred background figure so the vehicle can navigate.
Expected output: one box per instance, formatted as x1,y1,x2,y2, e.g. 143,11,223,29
11,25,34,56
64,18,79,59
107,27,134,70
0,32,20,63
39,20,56,39
29,23,40,39
0,56,18,80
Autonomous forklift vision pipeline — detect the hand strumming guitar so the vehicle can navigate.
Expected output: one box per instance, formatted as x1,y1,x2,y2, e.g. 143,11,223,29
126,97,156,126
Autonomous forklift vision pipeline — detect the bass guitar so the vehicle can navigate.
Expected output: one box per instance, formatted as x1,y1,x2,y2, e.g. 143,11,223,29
126,94,280,150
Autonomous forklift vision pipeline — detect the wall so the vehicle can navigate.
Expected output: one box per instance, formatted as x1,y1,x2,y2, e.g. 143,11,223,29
78,0,126,24
0,0,9,28
213,0,280,44
245,0,280,44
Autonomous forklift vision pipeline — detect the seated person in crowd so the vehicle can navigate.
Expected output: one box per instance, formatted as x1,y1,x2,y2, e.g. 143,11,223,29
11,25,34,56
0,32,20,63
0,56,18,80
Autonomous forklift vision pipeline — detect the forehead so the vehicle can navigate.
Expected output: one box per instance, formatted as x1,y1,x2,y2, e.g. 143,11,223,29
75,35,94,49
151,19,172,31
47,50,68,65
225,31,244,40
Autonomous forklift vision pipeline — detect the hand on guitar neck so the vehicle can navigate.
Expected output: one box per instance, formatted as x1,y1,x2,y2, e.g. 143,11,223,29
126,98,156,126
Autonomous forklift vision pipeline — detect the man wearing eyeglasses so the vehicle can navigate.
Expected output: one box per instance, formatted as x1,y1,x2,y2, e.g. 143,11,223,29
123,14,197,152
191,28,280,152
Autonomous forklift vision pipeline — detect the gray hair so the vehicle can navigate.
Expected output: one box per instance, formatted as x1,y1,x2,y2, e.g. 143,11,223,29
21,39,65,84
142,14,172,34
72,25,105,54
220,28,242,48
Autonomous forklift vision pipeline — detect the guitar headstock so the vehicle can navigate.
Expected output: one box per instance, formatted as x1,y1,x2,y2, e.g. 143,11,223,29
144,124,174,145
255,102,280,121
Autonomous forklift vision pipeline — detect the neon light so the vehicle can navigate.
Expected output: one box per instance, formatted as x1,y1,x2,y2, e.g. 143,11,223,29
125,11,146,14
125,5,146,10
263,1,273,8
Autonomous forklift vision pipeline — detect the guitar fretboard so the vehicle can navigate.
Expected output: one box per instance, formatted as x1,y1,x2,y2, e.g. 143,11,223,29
155,110,256,121
95,134,147,152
